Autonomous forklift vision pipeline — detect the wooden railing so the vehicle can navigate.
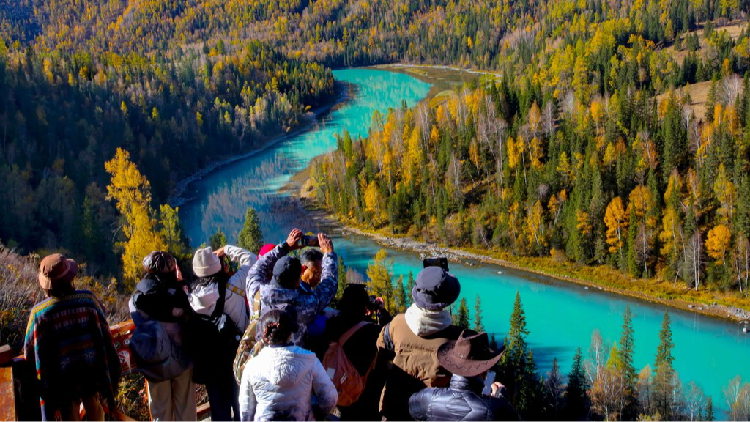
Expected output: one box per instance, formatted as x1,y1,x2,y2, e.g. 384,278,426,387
0,320,211,421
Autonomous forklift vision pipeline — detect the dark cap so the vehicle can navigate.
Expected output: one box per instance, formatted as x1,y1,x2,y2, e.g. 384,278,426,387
272,256,302,289
412,266,460,311
39,253,78,289
142,251,176,274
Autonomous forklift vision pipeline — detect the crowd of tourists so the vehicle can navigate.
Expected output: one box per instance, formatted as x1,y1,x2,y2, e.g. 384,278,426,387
23,228,518,421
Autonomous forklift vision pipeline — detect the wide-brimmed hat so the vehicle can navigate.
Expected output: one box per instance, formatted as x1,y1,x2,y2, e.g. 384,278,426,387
437,331,504,377
412,266,461,311
193,247,221,277
39,253,78,289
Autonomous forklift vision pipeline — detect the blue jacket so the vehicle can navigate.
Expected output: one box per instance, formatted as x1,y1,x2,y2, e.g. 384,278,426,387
247,243,338,346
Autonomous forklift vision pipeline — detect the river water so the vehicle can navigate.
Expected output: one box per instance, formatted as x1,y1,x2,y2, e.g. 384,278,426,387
181,68,750,411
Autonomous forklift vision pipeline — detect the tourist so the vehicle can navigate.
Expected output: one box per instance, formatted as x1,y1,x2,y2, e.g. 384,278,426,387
247,228,338,346
129,251,195,421
408,331,519,421
317,284,384,420
239,306,338,421
189,244,257,421
299,249,323,292
377,266,463,420
24,253,120,421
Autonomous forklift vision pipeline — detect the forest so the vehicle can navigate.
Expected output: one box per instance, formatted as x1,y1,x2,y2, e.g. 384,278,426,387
310,2,750,306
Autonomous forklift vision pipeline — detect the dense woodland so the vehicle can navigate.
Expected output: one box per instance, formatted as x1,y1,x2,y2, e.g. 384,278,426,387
310,2,750,302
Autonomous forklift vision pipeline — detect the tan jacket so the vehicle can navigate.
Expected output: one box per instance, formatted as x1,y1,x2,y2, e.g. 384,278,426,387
377,314,462,420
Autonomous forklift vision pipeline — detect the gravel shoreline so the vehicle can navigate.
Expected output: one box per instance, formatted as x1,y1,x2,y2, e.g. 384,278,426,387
335,225,750,324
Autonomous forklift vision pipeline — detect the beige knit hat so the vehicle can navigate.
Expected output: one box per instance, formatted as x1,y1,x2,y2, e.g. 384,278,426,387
193,247,222,277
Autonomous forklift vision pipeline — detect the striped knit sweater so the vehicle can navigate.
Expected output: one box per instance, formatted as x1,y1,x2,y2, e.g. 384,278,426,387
24,290,120,420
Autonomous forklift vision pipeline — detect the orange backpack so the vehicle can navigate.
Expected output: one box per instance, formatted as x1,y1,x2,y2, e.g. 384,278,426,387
321,321,375,407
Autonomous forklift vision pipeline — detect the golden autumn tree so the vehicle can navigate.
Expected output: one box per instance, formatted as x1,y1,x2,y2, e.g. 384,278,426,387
713,164,737,224
366,249,396,311
605,197,628,254
525,200,546,250
706,225,732,265
105,148,166,286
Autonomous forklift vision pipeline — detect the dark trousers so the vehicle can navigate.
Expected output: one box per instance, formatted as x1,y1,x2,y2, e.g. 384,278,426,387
206,368,239,421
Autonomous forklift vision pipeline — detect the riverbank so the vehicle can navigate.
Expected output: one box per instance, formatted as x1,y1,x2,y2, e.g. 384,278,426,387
367,64,483,106
169,80,354,207
289,186,750,323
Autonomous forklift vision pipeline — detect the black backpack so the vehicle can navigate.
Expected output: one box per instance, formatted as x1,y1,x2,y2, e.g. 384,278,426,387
189,276,242,384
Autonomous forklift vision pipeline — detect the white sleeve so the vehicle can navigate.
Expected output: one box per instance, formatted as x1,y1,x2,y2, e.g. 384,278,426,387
225,245,258,291
239,365,257,421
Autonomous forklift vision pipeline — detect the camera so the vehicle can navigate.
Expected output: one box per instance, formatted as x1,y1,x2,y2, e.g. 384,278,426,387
423,257,449,272
298,235,319,247
367,295,383,312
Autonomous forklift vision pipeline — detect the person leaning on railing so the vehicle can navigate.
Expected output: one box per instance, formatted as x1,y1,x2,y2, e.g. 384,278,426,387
24,253,121,421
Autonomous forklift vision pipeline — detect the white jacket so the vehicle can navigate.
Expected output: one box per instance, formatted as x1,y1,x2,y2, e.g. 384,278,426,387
239,345,338,421
189,245,257,332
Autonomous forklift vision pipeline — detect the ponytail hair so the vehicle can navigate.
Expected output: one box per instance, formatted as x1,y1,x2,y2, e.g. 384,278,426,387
260,306,298,346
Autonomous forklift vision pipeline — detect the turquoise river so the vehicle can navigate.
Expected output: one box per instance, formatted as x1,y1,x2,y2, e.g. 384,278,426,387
181,68,750,412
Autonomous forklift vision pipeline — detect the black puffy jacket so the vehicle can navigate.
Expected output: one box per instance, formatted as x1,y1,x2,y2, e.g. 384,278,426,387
409,375,519,421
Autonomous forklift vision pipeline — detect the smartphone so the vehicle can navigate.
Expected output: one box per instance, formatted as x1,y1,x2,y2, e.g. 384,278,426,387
298,235,319,247
482,370,496,396
423,257,449,272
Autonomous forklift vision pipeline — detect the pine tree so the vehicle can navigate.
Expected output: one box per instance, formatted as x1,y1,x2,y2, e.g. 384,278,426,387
565,347,588,420
545,358,565,420
455,297,470,329
209,228,226,251
618,306,638,419
237,207,264,253
705,397,714,421
473,295,485,332
652,312,676,420
335,255,346,302
500,292,533,415
405,271,416,308
394,275,407,314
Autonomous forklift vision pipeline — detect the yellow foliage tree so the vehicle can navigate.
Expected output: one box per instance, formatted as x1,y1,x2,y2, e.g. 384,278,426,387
605,197,628,253
525,200,546,248
364,181,384,224
706,225,732,264
105,148,165,285
366,249,395,311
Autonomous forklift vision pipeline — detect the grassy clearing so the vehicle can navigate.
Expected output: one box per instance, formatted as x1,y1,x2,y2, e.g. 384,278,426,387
663,21,746,64
655,80,713,119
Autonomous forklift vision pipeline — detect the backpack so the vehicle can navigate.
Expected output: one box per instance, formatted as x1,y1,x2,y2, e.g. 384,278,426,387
129,317,188,382
322,321,375,407
190,276,242,384
233,289,263,385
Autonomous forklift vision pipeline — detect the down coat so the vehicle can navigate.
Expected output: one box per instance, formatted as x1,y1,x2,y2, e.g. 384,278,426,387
239,345,338,421
409,374,519,421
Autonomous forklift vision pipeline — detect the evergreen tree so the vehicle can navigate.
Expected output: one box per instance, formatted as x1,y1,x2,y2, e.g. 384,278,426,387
393,275,407,314
704,397,714,421
545,358,565,420
455,297,470,329
500,292,534,416
237,207,264,253
209,228,227,251
405,271,415,307
335,255,346,302
565,347,588,420
618,306,638,419
473,295,485,332
652,312,676,420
